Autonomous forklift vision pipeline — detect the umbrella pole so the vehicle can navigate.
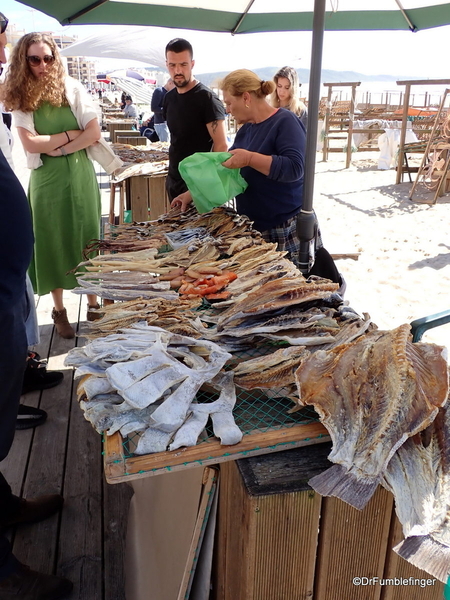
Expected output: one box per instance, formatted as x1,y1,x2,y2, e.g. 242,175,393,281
297,0,325,274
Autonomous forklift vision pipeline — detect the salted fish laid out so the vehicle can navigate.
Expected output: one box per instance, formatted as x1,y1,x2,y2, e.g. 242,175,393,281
65,323,241,452
234,346,310,390
294,324,449,510
382,406,450,582
217,277,340,331
167,372,242,450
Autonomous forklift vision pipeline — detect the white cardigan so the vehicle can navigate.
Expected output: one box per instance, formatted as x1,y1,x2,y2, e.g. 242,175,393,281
14,77,123,174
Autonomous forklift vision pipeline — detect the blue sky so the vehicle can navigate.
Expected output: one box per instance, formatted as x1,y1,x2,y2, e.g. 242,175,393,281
3,0,450,78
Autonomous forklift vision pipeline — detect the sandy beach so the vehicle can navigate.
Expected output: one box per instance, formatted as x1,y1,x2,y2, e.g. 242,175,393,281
314,151,450,350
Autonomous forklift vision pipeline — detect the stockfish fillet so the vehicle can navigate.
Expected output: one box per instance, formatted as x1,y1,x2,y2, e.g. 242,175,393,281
382,406,450,582
294,324,449,510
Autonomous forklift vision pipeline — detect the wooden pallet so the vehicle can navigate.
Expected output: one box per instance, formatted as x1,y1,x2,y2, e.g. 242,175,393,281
103,420,329,483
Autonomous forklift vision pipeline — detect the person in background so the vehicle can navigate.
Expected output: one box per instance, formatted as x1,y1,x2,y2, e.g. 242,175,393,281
0,17,63,428
120,90,126,110
150,78,174,142
164,38,227,208
123,95,137,119
270,65,308,130
1,32,103,339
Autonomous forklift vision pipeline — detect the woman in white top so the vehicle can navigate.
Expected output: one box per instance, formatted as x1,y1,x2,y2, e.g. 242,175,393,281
270,66,308,130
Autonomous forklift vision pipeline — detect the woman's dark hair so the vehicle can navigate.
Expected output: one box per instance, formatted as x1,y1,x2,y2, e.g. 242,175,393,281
165,38,193,58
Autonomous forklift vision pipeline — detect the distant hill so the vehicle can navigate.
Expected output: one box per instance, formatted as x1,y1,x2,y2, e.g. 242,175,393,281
196,67,423,88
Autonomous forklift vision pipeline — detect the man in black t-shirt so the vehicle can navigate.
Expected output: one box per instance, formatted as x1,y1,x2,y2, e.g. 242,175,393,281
163,38,227,209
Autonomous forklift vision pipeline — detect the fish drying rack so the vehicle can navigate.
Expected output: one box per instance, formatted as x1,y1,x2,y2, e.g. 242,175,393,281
103,344,329,483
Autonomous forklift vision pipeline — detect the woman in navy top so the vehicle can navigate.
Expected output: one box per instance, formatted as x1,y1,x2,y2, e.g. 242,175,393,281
220,69,307,266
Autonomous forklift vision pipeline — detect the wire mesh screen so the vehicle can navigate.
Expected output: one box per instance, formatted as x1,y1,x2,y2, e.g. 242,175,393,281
120,385,320,459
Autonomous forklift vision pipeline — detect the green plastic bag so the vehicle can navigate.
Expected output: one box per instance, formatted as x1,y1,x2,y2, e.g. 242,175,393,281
178,152,248,214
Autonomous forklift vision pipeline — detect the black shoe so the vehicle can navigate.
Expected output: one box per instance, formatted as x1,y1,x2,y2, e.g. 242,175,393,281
1,495,63,528
16,405,48,430
0,563,73,600
22,356,64,395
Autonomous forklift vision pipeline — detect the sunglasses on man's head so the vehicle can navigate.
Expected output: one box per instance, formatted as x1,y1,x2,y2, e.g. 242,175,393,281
27,55,55,67
0,12,8,34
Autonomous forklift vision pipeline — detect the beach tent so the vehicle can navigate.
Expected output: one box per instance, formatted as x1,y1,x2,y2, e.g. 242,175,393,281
18,0,450,269
107,75,154,105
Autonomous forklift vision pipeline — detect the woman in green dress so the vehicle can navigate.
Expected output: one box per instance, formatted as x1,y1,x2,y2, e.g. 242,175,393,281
1,33,102,339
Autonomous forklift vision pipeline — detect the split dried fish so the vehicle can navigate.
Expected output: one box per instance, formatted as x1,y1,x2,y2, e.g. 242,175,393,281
295,324,449,510
382,407,450,582
217,277,340,331
234,346,311,390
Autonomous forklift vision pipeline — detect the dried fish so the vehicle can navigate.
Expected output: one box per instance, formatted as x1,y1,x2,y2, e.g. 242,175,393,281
217,277,340,331
295,324,449,510
234,346,310,390
382,407,450,582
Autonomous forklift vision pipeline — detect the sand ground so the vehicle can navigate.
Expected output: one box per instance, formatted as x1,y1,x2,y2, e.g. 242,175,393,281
314,150,450,350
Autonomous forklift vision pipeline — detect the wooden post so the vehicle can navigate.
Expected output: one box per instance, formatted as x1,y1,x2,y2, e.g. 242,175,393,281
346,83,357,168
119,181,125,224
322,85,333,162
109,182,116,225
395,83,411,184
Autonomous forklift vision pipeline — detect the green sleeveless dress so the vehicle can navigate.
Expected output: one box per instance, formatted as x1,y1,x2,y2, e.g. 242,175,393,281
28,103,100,296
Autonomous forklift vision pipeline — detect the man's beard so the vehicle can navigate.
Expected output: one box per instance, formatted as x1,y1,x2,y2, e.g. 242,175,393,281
173,76,189,88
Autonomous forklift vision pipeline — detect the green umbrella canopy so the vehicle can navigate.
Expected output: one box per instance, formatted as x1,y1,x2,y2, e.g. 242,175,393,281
14,0,450,31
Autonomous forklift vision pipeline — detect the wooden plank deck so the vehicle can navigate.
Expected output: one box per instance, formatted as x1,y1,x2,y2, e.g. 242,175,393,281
1,291,133,600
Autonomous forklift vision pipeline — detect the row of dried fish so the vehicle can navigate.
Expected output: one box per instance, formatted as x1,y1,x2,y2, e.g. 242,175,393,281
100,207,261,256
65,323,243,454
111,142,169,164
83,297,205,339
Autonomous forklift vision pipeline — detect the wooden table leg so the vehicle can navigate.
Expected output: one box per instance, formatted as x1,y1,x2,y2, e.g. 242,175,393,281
109,182,116,225
119,182,125,224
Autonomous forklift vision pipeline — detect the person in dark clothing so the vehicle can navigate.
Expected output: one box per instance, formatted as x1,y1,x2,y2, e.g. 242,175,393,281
120,91,127,110
220,69,342,286
164,38,227,208
150,78,174,142
0,148,73,599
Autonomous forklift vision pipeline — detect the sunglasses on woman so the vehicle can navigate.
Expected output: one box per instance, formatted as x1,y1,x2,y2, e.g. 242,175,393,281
27,55,55,67
0,12,8,34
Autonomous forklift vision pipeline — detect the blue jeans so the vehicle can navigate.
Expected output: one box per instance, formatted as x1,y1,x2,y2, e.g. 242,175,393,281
154,122,170,143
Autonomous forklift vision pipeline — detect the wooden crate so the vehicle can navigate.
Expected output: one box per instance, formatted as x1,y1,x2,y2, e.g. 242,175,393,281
117,136,147,146
125,173,169,221
212,444,445,600
113,129,141,143
107,121,133,140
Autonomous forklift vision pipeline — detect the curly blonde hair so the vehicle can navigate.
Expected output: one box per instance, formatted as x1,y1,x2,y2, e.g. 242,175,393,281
1,32,68,112
270,66,306,118
219,69,275,99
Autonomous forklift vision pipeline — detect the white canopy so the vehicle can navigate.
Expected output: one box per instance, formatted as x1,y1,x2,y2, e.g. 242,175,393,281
108,77,153,105
59,25,305,74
